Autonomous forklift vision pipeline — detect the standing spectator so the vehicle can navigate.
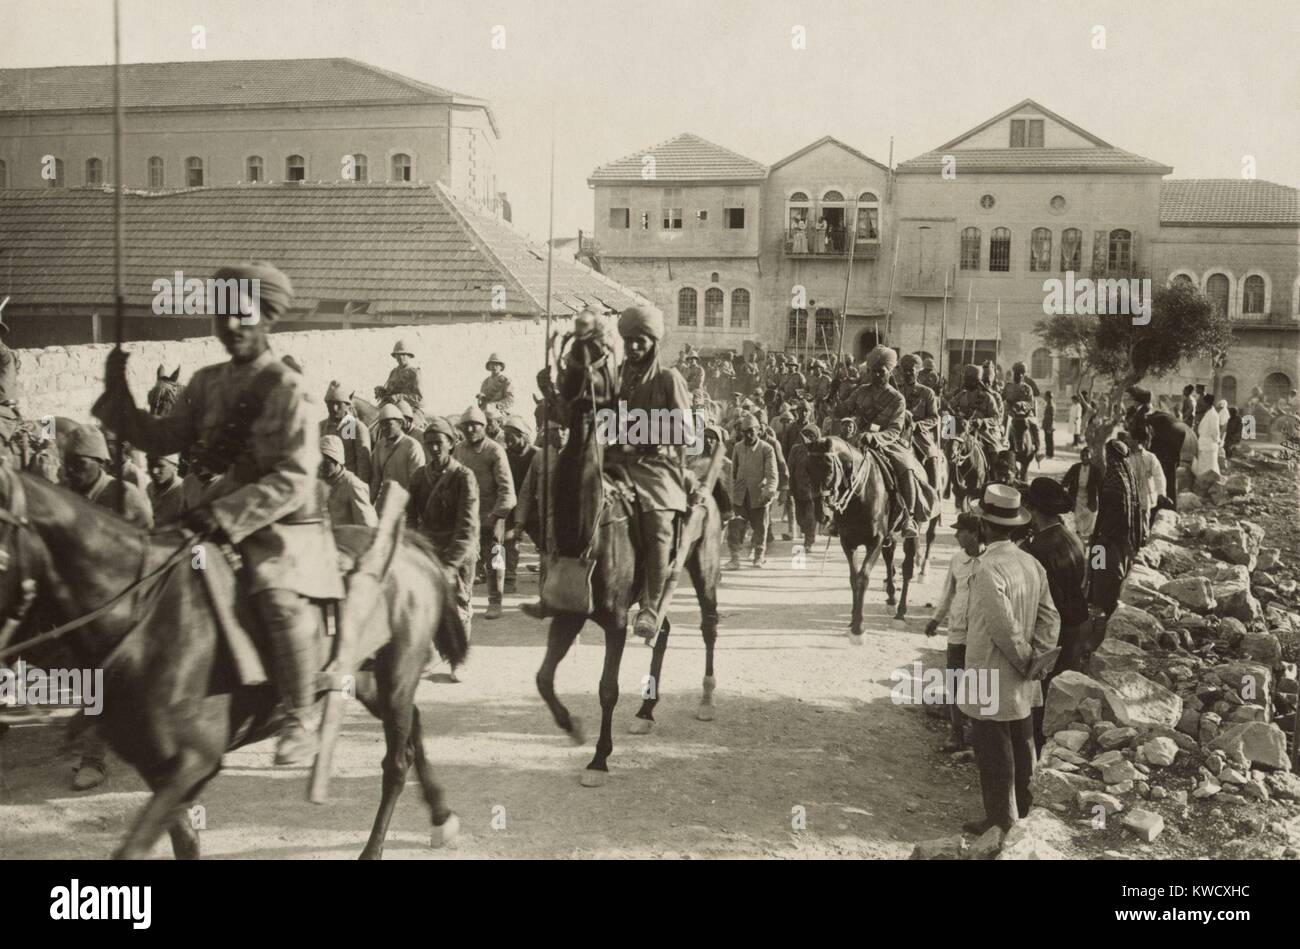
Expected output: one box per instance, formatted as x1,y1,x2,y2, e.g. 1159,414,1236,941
727,414,777,569
961,484,1059,835
1021,477,1088,750
1129,425,1167,528
320,381,372,486
454,405,516,619
1180,384,1197,427
1061,446,1099,541
1069,394,1084,447
1041,392,1055,458
1214,398,1229,472
786,422,823,549
370,402,425,500
500,415,536,594
319,435,377,527
925,512,983,752
1086,439,1146,651
410,418,480,640
1224,406,1244,462
1193,393,1221,479
146,453,186,526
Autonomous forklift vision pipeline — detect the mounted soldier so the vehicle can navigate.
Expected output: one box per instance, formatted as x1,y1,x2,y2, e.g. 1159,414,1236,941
379,339,423,410
1001,361,1037,423
478,353,515,414
607,305,693,642
952,364,1001,422
916,353,942,395
842,345,934,538
898,353,942,490
93,262,342,766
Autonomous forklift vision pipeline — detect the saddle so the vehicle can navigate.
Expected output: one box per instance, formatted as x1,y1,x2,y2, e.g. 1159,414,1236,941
857,439,937,535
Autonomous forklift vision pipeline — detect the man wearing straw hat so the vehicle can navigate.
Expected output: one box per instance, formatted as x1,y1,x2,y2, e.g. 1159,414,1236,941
960,483,1060,835
379,339,423,410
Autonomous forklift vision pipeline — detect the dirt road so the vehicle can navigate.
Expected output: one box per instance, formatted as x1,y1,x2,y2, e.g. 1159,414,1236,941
0,458,1077,859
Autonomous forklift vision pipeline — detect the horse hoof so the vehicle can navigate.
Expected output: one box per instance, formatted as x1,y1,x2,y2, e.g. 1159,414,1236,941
430,813,460,848
895,609,907,621
580,769,609,788
696,703,716,722
848,632,864,647
629,718,653,735
886,595,897,606
567,717,586,745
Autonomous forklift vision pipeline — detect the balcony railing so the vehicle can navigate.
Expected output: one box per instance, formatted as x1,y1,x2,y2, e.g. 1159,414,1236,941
785,228,880,259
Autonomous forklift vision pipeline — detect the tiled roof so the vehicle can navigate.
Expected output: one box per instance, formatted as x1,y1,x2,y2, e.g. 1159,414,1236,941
589,133,767,183
1160,179,1300,226
0,58,482,113
0,184,642,317
895,147,1172,175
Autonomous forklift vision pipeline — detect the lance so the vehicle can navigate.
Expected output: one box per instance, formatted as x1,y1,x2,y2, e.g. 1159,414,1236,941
995,298,1002,368
539,101,556,556
939,266,950,384
972,303,980,366
883,231,899,343
959,281,972,370
112,0,126,515
836,205,858,367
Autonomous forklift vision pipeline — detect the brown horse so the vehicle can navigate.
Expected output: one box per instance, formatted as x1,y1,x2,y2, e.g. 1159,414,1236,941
804,436,890,638
533,328,722,785
0,468,467,859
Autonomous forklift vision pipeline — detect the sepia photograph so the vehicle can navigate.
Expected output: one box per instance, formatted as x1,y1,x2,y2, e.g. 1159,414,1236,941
0,0,1296,927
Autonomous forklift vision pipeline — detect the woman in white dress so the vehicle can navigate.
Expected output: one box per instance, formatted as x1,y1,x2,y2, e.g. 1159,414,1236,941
1193,394,1221,478
813,217,828,254
1214,398,1229,471
791,215,809,254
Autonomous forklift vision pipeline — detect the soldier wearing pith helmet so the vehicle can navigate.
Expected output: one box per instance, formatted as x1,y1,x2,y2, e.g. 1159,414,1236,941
479,352,514,414
610,304,693,643
380,339,423,410
93,262,342,766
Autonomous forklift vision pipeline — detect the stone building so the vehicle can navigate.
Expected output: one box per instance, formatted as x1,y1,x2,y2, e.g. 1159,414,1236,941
0,58,506,215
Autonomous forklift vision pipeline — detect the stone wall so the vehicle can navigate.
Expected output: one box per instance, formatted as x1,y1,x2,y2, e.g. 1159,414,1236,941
17,316,571,424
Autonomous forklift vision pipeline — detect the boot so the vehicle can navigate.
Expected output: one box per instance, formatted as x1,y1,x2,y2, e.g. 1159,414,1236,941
275,707,318,766
633,510,676,642
725,551,742,570
72,759,106,790
259,593,321,767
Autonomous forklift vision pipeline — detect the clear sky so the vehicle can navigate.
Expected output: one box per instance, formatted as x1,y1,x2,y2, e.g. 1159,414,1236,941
3,0,1297,242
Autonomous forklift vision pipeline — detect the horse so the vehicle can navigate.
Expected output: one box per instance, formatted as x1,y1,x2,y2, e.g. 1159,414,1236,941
1007,413,1041,481
946,418,996,511
533,328,723,785
0,468,468,859
804,436,890,638
353,393,429,439
146,366,184,418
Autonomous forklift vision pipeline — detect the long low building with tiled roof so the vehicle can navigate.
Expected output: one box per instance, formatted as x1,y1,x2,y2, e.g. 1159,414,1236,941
0,182,648,347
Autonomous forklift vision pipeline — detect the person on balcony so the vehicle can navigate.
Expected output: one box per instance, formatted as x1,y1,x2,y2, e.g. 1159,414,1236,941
813,217,828,254
791,215,809,254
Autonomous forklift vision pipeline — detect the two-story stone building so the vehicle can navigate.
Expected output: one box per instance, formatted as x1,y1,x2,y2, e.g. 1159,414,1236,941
0,58,506,214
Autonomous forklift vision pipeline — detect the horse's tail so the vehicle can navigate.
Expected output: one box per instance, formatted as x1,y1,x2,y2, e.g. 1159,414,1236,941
434,574,470,670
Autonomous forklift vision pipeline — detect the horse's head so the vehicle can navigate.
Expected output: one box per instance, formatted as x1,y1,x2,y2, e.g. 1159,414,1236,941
805,436,852,496
147,366,183,417
554,325,617,416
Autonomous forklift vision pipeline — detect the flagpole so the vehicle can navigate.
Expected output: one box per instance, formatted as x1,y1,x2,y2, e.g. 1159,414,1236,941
112,0,126,514
539,101,556,556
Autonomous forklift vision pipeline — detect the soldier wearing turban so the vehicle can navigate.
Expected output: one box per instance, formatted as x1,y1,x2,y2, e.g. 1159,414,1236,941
952,364,1001,422
916,353,942,395
1001,360,1037,424
842,345,933,538
94,262,341,767
610,304,694,642
897,353,942,486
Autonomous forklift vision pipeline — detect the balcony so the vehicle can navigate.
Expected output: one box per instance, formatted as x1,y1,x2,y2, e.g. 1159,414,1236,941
785,228,880,260
1229,310,1300,331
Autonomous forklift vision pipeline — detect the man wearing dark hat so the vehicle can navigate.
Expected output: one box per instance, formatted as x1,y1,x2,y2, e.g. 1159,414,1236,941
455,405,515,620
379,339,424,410
961,484,1059,835
898,353,942,491
479,353,515,414
1021,476,1088,750
410,417,480,637
94,262,341,766
319,435,377,528
606,305,694,640
840,345,931,538
320,380,373,486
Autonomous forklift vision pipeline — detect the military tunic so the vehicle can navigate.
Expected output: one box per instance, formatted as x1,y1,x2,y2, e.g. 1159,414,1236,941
610,363,692,513
108,349,340,599
320,415,373,486
917,368,942,393
83,471,154,528
0,343,20,443
324,466,377,527
371,431,425,499
383,364,424,409
951,387,1001,420
1002,380,1036,416
148,477,187,526
899,381,942,460
479,373,515,412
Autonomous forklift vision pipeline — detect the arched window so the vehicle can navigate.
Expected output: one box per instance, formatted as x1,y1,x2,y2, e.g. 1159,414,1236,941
246,156,264,182
147,156,164,189
1108,229,1132,273
391,153,412,182
730,289,750,329
1030,347,1053,380
960,227,981,271
1205,273,1231,318
48,157,65,188
820,190,846,252
677,288,697,327
1171,273,1195,288
704,287,724,327
1263,372,1292,401
1219,375,1238,406
787,191,811,251
989,227,1011,272
286,155,305,181
1060,227,1082,271
349,153,368,183
85,157,104,186
1241,274,1265,314
185,157,204,187
1030,227,1052,272
856,191,880,241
